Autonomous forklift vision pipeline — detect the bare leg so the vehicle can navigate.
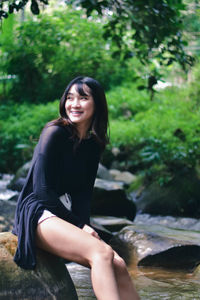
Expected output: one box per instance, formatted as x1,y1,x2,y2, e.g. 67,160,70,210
113,252,140,300
36,217,120,300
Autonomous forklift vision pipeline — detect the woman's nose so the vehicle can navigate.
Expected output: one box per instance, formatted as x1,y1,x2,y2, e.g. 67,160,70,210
72,97,80,107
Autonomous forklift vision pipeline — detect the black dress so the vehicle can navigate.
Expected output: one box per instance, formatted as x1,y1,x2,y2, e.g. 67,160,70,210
12,125,100,269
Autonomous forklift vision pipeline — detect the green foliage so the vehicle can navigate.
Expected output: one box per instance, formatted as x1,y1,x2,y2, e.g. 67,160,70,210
0,0,47,19
0,8,129,102
103,82,200,183
187,60,200,106
68,0,194,70
107,81,151,120
0,100,59,172
1,0,195,97
182,1,200,56
127,175,144,193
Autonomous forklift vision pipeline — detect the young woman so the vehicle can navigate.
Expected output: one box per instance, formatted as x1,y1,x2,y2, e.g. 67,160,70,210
13,76,140,300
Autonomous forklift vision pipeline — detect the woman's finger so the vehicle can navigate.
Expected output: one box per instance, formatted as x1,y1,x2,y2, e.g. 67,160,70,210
91,231,101,240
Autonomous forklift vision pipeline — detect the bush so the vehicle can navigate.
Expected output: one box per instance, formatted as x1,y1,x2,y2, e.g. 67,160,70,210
102,83,200,183
0,100,59,172
0,8,135,103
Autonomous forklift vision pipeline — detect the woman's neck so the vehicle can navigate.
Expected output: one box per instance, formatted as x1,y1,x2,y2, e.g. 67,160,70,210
76,124,91,140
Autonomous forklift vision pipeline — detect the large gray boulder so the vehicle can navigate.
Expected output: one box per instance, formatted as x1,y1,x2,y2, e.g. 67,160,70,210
133,168,200,218
110,223,200,272
92,178,136,221
0,232,78,300
109,169,137,185
7,161,31,192
92,216,133,232
97,163,113,180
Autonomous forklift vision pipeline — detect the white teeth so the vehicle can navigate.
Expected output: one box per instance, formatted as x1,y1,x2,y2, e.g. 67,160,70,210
70,111,83,116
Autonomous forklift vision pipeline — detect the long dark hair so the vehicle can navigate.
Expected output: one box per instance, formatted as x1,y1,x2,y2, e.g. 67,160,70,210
49,76,109,150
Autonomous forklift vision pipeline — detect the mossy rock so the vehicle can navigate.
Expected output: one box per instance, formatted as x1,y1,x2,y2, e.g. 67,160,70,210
0,232,78,300
135,168,200,218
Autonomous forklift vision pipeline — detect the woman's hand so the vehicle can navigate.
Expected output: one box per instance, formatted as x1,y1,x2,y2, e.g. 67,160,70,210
82,224,101,240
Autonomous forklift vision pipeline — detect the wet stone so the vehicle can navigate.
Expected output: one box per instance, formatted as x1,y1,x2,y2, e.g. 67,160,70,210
91,216,133,232
92,178,136,221
110,223,200,272
0,232,78,300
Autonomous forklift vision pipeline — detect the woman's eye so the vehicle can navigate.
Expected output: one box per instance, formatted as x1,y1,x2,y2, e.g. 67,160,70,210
66,96,72,100
81,96,88,100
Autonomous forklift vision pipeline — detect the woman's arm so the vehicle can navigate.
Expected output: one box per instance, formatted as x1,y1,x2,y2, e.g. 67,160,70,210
33,125,85,227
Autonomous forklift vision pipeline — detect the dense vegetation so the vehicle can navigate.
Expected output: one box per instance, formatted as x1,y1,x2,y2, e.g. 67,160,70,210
1,73,200,188
1,0,193,71
0,9,134,102
0,2,200,188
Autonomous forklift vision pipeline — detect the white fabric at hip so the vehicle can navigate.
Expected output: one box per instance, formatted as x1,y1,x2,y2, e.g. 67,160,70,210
38,193,71,224
38,210,56,224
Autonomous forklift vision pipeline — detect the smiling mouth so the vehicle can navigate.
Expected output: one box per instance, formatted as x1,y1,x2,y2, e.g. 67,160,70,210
70,111,83,115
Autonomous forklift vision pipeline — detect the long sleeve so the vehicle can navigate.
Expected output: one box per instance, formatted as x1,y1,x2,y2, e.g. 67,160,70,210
13,126,86,269
32,126,84,227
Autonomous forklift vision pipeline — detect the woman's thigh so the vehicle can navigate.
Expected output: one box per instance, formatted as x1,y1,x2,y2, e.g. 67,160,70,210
36,216,105,267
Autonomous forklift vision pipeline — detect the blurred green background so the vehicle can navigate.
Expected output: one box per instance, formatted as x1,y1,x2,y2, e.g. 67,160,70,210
0,0,200,190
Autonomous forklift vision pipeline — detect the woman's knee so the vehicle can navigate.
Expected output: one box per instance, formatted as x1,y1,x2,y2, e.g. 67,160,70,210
90,243,114,266
113,255,128,275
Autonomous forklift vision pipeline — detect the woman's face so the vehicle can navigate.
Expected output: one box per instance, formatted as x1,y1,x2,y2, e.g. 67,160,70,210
65,84,95,134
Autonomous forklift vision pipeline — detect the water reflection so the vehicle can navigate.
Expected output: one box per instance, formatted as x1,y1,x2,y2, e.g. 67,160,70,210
131,266,200,299
68,262,200,299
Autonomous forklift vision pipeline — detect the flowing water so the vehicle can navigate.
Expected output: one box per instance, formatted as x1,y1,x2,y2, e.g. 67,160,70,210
68,262,200,299
132,267,200,299
0,174,18,201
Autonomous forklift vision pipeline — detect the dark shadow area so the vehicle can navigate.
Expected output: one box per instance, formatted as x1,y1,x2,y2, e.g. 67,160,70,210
138,245,200,272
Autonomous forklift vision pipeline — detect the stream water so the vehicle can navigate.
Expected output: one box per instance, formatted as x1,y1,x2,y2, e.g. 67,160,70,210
68,214,200,299
68,261,200,299
1,174,200,299
0,174,17,201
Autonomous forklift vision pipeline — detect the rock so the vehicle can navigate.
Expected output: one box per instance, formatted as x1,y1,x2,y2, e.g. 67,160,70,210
8,178,26,193
95,177,125,189
90,218,113,243
67,262,95,299
134,213,200,232
109,169,137,185
15,161,31,178
0,200,16,232
110,160,123,170
111,147,120,157
0,232,78,299
110,223,200,272
97,163,113,180
7,161,31,191
91,216,133,232
92,178,136,221
134,168,200,218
